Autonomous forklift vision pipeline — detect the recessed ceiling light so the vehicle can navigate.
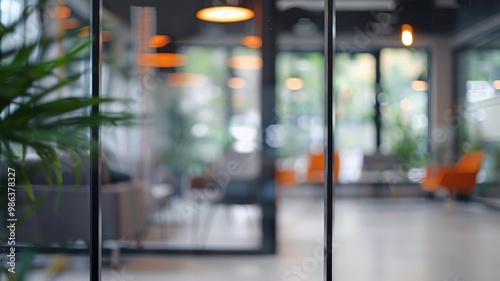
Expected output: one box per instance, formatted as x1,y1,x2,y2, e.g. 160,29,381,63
286,78,304,91
241,36,262,49
137,53,187,68
411,81,429,92
401,24,414,46
228,56,262,70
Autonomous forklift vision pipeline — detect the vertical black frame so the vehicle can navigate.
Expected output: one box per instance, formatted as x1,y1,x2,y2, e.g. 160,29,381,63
90,0,102,279
374,51,382,151
324,0,334,280
260,0,278,254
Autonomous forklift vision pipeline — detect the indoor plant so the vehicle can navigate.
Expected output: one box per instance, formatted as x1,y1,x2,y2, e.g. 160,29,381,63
0,1,133,279
0,0,133,197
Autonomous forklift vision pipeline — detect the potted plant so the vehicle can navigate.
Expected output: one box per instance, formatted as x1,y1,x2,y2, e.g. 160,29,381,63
391,112,428,172
0,1,133,279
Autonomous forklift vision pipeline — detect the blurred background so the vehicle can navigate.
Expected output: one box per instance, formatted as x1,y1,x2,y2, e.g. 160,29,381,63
1,0,500,280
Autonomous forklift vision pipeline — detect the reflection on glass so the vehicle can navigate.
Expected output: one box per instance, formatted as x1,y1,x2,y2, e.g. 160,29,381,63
0,0,92,279
381,48,429,174
458,48,500,200
275,52,323,187
97,2,265,251
336,53,377,155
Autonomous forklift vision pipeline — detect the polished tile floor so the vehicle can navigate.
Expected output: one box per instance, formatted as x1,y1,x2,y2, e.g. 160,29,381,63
28,197,500,281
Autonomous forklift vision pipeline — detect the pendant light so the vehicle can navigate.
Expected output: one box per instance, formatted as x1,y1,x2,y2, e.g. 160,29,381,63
149,35,171,48
401,24,414,46
411,73,428,92
197,0,255,23
228,55,262,70
241,35,261,48
241,17,261,48
286,77,304,91
137,53,187,68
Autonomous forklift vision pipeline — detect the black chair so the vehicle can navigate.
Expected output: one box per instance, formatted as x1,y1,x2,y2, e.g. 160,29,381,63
191,149,260,248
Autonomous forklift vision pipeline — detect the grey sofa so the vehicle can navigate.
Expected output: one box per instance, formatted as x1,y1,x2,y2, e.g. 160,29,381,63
2,155,148,247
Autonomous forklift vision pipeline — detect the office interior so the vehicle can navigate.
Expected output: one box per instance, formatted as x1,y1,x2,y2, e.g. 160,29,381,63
1,0,500,280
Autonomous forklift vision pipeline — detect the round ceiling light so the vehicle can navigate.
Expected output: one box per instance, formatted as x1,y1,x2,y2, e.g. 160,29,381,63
197,6,254,23
137,53,187,68
286,78,304,91
411,80,429,91
241,36,262,49
228,56,262,70
401,24,414,46
149,35,171,48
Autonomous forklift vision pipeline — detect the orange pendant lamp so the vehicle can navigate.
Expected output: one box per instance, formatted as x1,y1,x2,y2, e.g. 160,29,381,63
241,35,262,48
401,24,414,46
411,73,428,92
137,53,186,68
149,35,171,48
197,0,255,23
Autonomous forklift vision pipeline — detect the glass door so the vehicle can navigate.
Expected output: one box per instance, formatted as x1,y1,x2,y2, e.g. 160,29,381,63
0,0,92,279
335,53,377,183
98,0,275,254
334,50,430,186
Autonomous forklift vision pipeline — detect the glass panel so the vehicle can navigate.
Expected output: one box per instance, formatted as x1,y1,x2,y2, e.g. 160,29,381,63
335,53,377,155
380,48,429,181
334,53,377,184
333,50,429,185
457,47,500,201
334,3,500,280
1,0,91,279
274,51,326,281
276,52,324,187
99,0,266,254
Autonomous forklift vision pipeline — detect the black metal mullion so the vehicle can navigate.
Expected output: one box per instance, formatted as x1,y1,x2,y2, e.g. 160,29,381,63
324,0,334,280
452,48,461,162
90,0,102,279
260,0,277,254
374,51,382,152
426,51,432,158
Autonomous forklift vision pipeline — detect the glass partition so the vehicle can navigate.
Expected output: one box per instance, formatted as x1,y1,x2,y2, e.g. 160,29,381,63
275,52,324,188
331,49,429,186
457,38,500,202
1,0,92,279
336,53,376,154
98,0,272,254
380,48,429,181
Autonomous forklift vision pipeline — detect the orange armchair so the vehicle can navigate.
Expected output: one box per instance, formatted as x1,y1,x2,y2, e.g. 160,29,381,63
421,151,484,195
276,168,297,187
306,151,340,184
